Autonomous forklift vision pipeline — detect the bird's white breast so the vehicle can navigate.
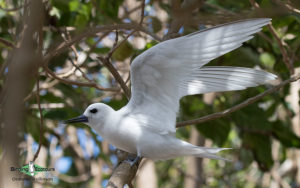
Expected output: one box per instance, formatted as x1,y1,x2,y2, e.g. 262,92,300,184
97,113,143,154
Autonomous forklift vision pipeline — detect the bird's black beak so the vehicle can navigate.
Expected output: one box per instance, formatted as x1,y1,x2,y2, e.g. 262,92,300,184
63,115,88,124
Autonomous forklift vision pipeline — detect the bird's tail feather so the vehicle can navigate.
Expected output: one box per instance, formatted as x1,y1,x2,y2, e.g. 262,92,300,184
190,146,232,161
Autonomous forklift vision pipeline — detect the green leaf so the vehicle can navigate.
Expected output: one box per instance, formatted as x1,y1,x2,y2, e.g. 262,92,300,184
41,92,64,103
260,52,275,69
233,104,272,131
75,14,89,28
196,119,230,146
242,133,273,171
150,17,162,33
220,47,259,67
272,121,300,148
233,104,274,171
112,42,134,61
44,109,69,120
99,0,124,19
69,1,79,12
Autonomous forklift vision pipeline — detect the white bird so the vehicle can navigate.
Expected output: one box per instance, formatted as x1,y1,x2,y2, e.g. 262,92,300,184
29,161,35,176
65,18,277,163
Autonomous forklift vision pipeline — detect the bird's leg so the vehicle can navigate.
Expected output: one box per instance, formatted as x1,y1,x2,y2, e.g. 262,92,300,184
125,152,142,167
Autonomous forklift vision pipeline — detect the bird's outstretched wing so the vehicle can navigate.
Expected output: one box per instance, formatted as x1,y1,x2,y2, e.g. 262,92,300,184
127,18,276,134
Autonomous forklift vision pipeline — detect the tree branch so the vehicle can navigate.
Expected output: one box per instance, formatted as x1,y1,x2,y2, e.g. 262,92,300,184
105,1,146,187
98,0,146,99
32,74,44,162
249,0,295,75
107,160,141,188
0,0,44,186
176,74,300,127
139,0,146,25
0,37,15,48
271,0,300,15
44,23,162,64
97,57,131,99
0,2,30,12
164,0,203,40
43,65,120,92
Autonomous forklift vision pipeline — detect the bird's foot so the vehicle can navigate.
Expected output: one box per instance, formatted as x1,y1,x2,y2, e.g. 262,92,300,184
124,155,142,167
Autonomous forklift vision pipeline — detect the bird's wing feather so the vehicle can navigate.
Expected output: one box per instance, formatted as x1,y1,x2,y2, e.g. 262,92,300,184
127,18,275,134
181,66,277,96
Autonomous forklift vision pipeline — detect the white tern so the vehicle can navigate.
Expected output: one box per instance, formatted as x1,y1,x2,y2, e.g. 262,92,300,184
65,18,277,162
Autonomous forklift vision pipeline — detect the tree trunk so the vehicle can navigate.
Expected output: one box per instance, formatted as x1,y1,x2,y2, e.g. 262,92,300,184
184,127,205,188
287,68,300,184
136,160,158,188
0,0,43,187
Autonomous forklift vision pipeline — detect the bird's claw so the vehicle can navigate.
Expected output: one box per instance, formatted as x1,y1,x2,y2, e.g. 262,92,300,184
124,155,141,167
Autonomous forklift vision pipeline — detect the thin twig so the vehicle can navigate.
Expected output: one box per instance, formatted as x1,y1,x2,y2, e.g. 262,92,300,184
111,30,136,59
32,74,43,162
97,57,131,99
89,31,110,52
0,37,15,48
102,0,146,100
0,2,30,12
43,65,119,92
97,30,135,99
176,74,300,127
107,0,145,59
44,23,162,64
271,0,300,14
122,4,143,19
107,30,119,58
44,27,121,95
267,24,294,74
139,0,146,25
23,79,59,102
106,2,147,186
164,0,203,40
249,0,294,75
53,28,78,77
68,58,105,88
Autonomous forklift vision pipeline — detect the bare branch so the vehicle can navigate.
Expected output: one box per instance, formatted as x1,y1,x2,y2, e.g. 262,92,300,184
268,24,294,74
0,37,15,48
249,0,295,75
68,58,92,82
107,30,120,58
0,0,44,186
107,0,146,59
164,0,204,40
176,74,300,127
23,79,58,102
106,160,141,188
0,2,30,12
44,23,162,63
60,29,109,88
271,0,300,15
106,2,147,187
32,74,44,162
139,0,146,25
97,57,131,99
89,31,111,52
32,6,44,162
43,65,120,92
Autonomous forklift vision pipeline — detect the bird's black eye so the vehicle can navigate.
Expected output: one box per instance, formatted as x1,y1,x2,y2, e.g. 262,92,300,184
89,108,98,114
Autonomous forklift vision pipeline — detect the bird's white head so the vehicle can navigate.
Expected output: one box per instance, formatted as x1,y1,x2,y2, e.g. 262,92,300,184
64,103,114,129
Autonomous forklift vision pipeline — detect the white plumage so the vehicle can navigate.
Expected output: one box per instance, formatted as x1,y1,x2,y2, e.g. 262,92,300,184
65,18,277,161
